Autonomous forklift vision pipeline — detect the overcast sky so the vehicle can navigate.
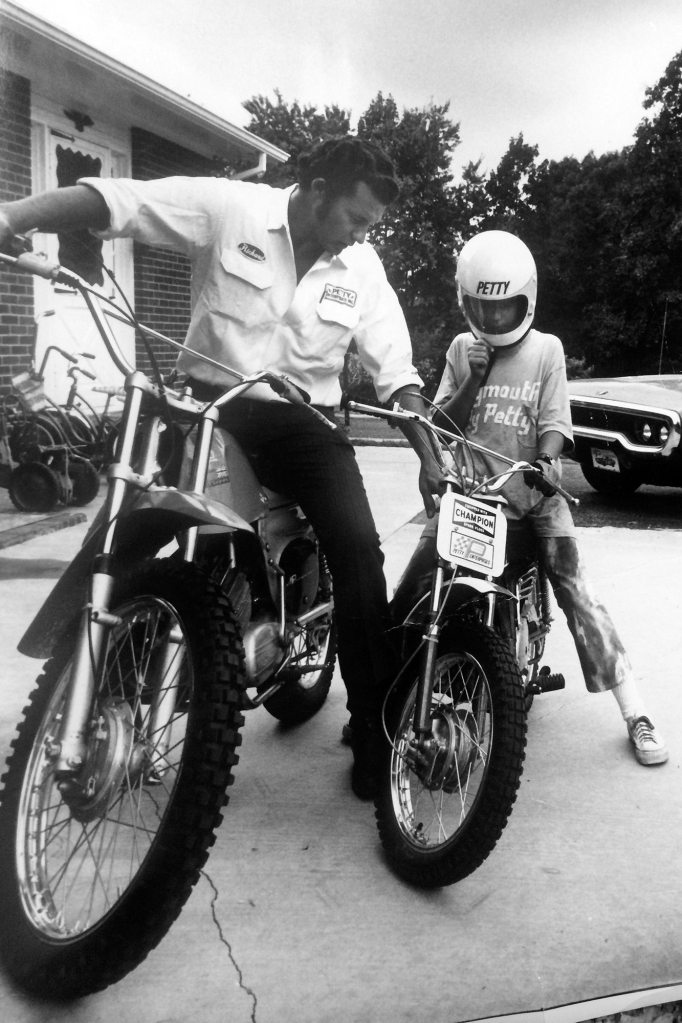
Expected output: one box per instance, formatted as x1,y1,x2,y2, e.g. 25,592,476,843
7,0,682,176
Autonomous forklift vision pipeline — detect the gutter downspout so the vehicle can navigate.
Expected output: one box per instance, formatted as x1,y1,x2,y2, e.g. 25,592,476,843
230,152,268,181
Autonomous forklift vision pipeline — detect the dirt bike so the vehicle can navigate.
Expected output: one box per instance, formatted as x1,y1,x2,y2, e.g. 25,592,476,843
0,249,337,999
347,400,578,890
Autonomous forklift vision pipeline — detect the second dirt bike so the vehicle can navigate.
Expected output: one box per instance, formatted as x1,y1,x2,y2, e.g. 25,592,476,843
348,400,577,889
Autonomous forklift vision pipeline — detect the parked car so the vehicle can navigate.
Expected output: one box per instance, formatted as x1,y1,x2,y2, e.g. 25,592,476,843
566,375,682,493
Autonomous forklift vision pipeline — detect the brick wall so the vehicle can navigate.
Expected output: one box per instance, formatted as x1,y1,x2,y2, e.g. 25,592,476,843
130,127,221,379
0,70,34,394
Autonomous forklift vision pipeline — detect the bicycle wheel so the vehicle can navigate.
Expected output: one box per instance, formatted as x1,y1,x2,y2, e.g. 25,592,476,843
375,620,526,888
8,460,62,512
0,560,246,999
67,457,101,506
9,411,65,461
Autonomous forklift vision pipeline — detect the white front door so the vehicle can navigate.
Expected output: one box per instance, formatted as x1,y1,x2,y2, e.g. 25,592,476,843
30,114,134,412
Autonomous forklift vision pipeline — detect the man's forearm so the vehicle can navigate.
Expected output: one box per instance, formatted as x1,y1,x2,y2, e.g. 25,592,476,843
390,387,442,469
0,185,110,238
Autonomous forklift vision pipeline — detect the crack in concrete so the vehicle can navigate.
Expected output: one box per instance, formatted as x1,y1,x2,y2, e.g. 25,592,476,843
201,869,258,1023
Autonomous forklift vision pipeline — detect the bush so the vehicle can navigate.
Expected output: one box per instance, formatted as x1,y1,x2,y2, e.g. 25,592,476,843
565,355,594,380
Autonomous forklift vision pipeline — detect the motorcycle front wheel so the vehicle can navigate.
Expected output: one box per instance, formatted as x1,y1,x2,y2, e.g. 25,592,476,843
375,620,526,889
0,560,246,1000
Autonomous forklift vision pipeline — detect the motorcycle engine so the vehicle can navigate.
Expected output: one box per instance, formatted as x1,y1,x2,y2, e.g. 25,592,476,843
242,537,320,686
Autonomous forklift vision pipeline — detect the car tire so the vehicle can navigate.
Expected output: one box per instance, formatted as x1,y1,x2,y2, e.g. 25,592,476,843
581,463,641,494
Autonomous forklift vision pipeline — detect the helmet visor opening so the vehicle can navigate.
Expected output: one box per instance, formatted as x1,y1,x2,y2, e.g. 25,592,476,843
463,295,528,335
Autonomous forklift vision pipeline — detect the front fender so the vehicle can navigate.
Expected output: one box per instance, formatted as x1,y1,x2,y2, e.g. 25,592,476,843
18,489,254,660
404,577,515,625
395,576,516,662
127,489,254,535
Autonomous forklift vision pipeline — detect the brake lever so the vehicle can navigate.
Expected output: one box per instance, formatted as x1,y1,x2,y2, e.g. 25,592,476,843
264,372,336,430
522,462,579,505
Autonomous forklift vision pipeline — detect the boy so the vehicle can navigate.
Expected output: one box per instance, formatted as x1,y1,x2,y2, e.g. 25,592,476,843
392,229,668,766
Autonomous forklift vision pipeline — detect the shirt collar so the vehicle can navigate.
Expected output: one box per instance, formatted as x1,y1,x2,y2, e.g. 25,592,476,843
267,183,351,269
267,184,296,230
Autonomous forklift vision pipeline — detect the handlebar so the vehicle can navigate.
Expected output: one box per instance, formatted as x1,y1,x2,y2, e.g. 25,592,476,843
347,400,579,506
69,365,97,381
0,247,336,428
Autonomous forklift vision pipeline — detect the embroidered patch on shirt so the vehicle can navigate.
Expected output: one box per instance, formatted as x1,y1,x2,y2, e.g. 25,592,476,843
322,283,357,308
238,242,266,262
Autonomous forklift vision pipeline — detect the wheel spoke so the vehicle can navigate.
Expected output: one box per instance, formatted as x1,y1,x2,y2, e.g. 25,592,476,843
15,593,191,937
390,648,494,850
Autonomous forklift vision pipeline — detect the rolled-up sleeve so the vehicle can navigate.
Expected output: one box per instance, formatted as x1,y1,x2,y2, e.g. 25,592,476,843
78,176,226,254
353,251,422,402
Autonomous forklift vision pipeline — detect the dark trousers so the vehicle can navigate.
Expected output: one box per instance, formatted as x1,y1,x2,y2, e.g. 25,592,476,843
192,387,399,718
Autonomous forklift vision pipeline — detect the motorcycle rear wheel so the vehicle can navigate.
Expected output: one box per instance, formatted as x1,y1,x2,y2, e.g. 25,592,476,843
263,580,336,725
375,620,526,889
0,560,246,1000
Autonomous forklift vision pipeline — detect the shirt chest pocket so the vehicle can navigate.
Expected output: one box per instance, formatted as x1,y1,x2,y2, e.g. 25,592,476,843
216,249,275,327
315,293,360,337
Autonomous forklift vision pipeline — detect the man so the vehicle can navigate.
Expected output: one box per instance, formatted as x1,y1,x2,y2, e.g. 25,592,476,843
0,136,442,798
392,229,668,766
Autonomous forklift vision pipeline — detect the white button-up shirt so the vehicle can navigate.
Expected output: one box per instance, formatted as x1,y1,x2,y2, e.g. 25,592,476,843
81,176,422,406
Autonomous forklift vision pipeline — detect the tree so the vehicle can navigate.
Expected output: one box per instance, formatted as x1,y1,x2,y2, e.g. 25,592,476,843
357,94,464,393
238,89,351,187
486,52,682,375
481,134,539,231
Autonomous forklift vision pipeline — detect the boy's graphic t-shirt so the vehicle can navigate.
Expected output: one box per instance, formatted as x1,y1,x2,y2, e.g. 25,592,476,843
434,329,574,521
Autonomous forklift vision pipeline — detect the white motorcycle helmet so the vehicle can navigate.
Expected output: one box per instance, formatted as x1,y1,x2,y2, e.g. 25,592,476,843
456,230,537,347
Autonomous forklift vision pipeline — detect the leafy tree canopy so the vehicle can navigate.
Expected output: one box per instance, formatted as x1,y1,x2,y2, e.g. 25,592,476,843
241,49,682,383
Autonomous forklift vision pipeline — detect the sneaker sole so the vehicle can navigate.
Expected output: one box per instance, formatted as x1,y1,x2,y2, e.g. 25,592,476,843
633,746,669,766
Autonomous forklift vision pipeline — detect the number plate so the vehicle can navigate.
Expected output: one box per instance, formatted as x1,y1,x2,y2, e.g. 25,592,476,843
436,492,507,577
590,447,620,472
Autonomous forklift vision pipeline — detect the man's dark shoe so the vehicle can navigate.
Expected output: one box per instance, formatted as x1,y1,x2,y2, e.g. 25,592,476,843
349,715,383,801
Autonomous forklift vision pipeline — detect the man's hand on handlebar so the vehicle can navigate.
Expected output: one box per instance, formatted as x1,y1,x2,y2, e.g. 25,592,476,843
0,215,32,257
392,387,444,519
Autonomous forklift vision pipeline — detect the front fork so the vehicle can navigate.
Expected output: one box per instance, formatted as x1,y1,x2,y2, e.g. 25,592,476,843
54,376,208,778
410,558,447,760
410,560,498,766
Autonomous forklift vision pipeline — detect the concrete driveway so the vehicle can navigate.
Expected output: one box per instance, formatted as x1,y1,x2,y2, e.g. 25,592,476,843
0,446,680,1023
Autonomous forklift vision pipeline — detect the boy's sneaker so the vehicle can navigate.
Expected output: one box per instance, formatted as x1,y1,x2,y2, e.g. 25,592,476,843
627,716,669,765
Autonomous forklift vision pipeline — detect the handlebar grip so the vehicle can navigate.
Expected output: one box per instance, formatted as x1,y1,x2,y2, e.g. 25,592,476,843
265,373,311,405
11,252,80,288
77,366,97,380
55,348,79,364
14,252,62,279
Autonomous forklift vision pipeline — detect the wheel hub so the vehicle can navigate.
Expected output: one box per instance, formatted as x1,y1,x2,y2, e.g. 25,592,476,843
417,707,479,792
59,698,142,822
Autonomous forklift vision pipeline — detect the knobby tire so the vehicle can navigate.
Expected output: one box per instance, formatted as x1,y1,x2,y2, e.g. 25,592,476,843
375,620,526,889
0,560,246,1000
